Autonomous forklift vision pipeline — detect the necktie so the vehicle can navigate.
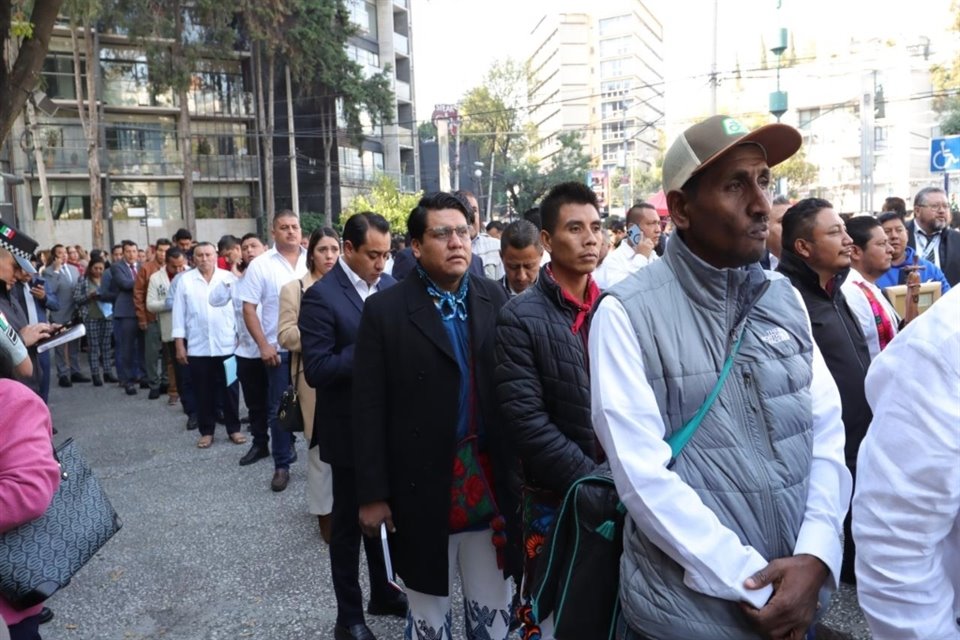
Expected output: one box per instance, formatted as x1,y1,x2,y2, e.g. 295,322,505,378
130,263,137,278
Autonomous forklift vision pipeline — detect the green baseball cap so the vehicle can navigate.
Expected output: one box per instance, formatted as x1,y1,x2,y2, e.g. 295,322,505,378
662,115,802,194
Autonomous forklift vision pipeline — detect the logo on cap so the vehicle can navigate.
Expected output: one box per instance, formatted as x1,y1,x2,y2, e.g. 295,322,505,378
722,118,748,136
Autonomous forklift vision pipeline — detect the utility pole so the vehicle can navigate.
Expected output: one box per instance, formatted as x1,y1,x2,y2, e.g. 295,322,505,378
453,117,460,191
285,65,299,216
860,71,876,214
709,0,719,115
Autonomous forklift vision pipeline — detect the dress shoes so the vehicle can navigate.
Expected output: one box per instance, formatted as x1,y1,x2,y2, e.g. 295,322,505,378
318,514,332,544
58,376,72,388
125,384,138,395
148,388,161,400
186,414,199,431
71,372,91,383
333,623,376,640
103,372,119,383
238,445,270,466
139,380,150,389
367,592,408,618
92,375,103,387
270,468,290,492
38,606,54,624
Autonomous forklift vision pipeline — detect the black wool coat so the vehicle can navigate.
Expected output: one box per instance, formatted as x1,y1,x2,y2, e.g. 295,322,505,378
352,272,522,596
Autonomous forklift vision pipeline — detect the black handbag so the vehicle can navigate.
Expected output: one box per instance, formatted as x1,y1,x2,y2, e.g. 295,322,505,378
277,352,304,433
0,438,122,610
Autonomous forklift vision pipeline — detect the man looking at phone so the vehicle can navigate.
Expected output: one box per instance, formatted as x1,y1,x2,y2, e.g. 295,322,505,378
594,202,662,289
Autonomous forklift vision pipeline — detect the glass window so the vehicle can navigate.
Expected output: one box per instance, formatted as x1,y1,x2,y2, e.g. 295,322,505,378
190,61,248,116
32,179,90,220
347,0,378,38
110,181,182,220
41,54,85,100
599,36,631,58
798,108,821,130
598,15,629,37
100,48,174,107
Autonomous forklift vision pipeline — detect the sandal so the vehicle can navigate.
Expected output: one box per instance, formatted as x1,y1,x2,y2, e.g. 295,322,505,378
229,433,247,445
197,435,213,449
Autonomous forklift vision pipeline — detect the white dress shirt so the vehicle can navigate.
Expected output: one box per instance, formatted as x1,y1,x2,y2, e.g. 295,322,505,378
170,268,237,357
589,292,851,610
472,233,504,280
237,246,306,353
853,287,960,640
841,268,900,361
208,272,261,359
338,257,380,302
594,240,659,289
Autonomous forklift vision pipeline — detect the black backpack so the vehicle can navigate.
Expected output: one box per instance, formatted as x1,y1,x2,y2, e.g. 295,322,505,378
526,463,624,640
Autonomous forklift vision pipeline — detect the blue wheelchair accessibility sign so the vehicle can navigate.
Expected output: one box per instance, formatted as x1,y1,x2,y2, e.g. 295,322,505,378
931,136,960,172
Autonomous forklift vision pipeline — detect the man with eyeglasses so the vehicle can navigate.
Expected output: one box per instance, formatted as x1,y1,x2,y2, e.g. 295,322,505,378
907,186,960,287
875,211,951,294
353,192,519,640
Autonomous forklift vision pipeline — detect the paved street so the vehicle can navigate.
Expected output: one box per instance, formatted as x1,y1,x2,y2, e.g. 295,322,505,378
40,378,408,640
35,372,870,640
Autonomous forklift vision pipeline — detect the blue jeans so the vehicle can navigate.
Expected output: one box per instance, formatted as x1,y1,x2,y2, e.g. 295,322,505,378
266,351,294,469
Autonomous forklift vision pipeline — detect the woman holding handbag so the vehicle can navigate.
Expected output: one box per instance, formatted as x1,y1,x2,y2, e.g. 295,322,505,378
0,324,61,639
277,227,340,543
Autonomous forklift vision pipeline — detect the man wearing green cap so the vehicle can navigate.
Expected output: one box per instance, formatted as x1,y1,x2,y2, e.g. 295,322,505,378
589,116,851,639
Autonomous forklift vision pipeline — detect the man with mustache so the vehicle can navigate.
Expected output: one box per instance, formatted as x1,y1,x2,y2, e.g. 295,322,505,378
906,186,960,286
591,116,850,640
778,198,871,586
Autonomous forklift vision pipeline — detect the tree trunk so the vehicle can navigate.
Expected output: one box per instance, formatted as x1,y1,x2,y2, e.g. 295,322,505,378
263,52,275,220
72,24,104,249
174,2,195,235
321,97,333,227
179,87,195,234
24,101,54,239
0,0,66,146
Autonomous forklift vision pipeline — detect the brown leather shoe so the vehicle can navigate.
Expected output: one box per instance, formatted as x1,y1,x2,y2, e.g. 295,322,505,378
270,469,290,492
318,514,332,544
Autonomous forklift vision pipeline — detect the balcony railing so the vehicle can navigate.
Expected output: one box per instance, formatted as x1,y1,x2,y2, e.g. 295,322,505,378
395,80,411,102
26,148,258,180
393,33,409,56
193,155,258,180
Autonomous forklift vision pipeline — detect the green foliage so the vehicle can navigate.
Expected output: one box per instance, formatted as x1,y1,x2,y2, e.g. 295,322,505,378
341,175,422,236
502,131,593,212
298,211,328,235
418,121,437,142
459,58,527,161
773,147,818,197
941,100,960,135
931,0,960,129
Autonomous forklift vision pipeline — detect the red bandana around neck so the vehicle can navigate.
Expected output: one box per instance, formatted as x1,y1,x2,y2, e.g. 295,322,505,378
546,265,601,335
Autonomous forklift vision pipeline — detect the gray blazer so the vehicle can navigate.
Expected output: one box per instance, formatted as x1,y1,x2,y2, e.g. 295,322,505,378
44,264,79,324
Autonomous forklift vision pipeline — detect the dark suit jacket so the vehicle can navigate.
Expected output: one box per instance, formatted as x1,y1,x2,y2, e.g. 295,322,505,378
908,220,960,287
391,246,485,281
299,262,397,467
351,272,520,596
109,261,141,318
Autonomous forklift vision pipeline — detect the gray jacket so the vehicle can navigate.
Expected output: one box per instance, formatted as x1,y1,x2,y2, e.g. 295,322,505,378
43,264,79,324
607,235,820,639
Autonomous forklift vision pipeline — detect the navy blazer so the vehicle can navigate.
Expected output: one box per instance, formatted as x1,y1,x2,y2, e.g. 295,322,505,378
299,261,397,467
109,261,140,319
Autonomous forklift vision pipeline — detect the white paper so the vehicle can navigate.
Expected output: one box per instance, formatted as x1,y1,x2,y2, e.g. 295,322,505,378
36,323,86,354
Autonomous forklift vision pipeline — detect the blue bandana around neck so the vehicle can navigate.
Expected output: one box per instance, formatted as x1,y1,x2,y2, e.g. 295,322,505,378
416,264,469,321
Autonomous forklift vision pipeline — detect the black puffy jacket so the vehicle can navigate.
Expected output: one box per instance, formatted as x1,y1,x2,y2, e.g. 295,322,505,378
493,269,600,495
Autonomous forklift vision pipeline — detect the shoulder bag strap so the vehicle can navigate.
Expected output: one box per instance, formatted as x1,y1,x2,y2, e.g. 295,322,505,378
665,328,746,468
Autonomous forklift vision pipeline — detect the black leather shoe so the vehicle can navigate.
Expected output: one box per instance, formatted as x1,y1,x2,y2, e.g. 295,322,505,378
92,375,103,387
38,606,54,624
270,468,290,492
238,445,269,466
186,415,199,431
104,372,119,383
58,376,72,388
334,623,376,640
71,372,91,383
148,388,161,400
367,593,408,618
125,384,138,395
139,380,150,389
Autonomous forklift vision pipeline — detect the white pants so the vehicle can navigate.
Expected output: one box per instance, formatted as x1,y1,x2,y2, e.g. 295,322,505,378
306,446,333,515
404,528,513,640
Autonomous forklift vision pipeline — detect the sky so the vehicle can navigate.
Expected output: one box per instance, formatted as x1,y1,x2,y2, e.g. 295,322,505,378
410,0,956,127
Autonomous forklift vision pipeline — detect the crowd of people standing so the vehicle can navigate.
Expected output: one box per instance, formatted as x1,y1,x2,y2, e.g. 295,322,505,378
1,113,958,640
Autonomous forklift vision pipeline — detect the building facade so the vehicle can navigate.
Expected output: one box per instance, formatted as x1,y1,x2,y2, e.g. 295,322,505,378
526,2,664,178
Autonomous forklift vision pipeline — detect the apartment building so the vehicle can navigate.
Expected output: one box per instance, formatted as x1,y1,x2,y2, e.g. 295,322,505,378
527,2,665,177
5,19,259,249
